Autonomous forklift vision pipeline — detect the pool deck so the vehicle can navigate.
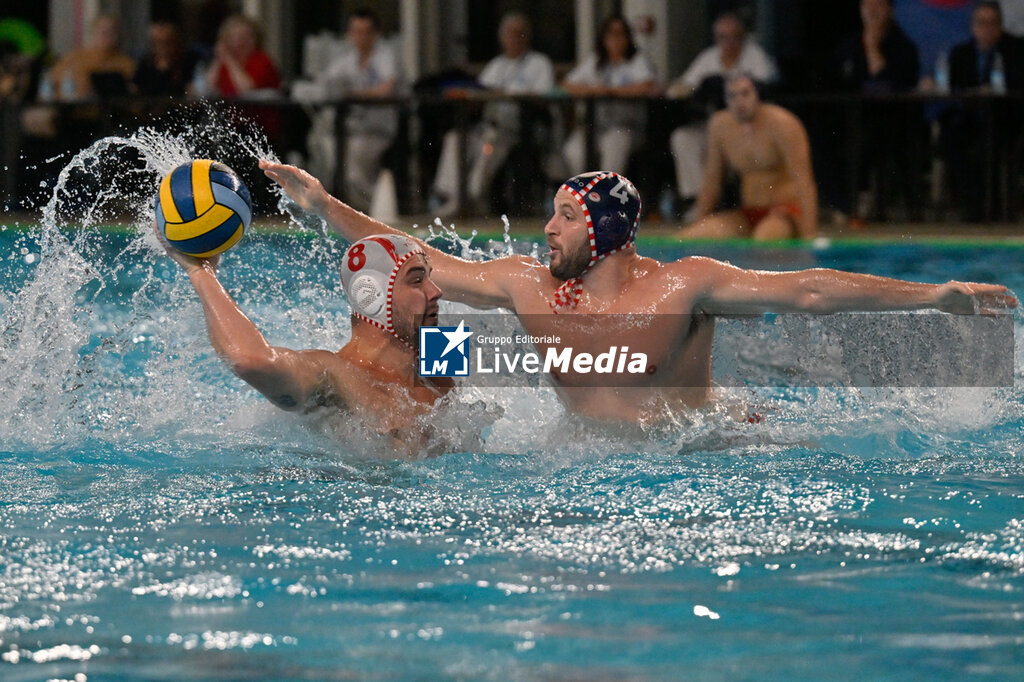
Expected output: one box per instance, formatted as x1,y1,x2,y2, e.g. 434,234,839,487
406,214,1024,238
4,211,1023,245
353,214,1024,248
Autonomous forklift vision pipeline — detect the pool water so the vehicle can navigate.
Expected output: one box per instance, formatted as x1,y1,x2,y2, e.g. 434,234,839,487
1,128,1023,679
2,225,1022,680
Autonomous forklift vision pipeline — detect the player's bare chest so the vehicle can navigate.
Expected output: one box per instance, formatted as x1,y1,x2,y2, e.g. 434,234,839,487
724,128,782,171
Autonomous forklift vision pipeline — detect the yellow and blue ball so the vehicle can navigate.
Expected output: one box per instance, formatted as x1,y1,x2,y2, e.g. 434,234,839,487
155,160,252,257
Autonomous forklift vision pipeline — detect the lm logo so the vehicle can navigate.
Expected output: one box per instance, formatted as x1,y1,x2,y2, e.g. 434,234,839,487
419,320,471,377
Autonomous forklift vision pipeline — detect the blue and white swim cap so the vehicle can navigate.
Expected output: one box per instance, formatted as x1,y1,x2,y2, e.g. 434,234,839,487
559,171,642,266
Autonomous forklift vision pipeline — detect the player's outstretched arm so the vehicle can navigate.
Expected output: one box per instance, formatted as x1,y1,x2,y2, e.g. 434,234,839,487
156,227,333,411
260,159,527,310
689,257,1017,315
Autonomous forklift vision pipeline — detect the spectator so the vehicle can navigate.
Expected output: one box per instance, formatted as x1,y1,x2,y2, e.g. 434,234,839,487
676,73,817,241
0,17,46,103
560,14,658,177
313,8,402,212
949,1,1024,92
667,12,778,219
44,15,134,100
835,0,919,95
942,1,1024,221
431,12,554,217
205,14,280,97
834,0,921,221
134,21,199,97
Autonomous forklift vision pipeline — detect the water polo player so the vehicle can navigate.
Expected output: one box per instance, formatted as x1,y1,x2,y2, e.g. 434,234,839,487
262,160,1016,423
155,226,452,446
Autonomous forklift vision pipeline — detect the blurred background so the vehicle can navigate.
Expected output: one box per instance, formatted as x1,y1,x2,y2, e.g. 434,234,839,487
1,0,1022,227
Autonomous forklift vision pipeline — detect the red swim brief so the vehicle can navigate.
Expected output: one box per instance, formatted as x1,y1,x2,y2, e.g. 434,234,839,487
740,203,801,228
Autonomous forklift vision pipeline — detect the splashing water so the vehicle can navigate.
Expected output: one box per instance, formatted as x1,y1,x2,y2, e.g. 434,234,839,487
1,109,1023,458
1,109,1024,679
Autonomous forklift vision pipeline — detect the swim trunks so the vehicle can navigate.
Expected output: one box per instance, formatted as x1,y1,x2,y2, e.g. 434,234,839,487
740,203,801,230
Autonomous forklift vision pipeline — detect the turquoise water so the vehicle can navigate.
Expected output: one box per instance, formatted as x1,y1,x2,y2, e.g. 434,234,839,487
1,221,1022,679
0,122,1022,679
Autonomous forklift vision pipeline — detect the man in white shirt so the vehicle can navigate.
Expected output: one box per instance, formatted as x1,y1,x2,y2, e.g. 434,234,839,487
314,8,401,212
667,12,778,218
432,13,554,217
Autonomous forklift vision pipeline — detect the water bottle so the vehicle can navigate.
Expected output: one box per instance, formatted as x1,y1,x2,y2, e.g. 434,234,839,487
191,62,209,98
934,52,949,94
991,52,1006,95
38,71,54,101
59,74,77,100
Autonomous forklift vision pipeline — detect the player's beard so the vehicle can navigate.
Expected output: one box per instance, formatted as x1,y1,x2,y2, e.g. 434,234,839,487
550,238,591,281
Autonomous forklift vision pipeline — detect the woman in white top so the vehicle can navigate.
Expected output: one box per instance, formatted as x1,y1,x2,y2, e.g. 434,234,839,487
560,14,658,176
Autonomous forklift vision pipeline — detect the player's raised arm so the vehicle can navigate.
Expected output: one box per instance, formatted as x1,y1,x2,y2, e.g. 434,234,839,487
260,159,524,310
687,257,1017,316
156,225,334,411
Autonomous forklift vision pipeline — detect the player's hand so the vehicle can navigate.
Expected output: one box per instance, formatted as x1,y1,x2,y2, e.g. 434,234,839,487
259,159,329,214
936,281,1017,315
152,220,219,275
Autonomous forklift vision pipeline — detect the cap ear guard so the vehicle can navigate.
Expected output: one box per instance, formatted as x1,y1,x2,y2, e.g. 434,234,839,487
593,210,632,256
349,274,385,317
340,234,426,344
561,171,642,262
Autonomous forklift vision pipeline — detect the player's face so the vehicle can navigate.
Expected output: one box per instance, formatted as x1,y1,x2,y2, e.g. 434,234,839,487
391,255,442,344
726,77,759,121
545,190,591,280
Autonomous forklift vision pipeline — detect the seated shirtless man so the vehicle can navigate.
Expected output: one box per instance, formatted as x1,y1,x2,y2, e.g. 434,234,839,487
157,228,452,451
261,160,1015,425
678,72,817,240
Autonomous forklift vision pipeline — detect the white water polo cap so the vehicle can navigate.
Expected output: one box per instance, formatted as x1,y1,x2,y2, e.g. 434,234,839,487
341,234,425,338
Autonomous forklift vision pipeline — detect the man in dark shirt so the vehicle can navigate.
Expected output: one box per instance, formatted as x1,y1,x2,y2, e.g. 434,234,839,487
834,0,923,222
133,21,198,97
943,1,1024,221
836,0,919,94
949,1,1023,91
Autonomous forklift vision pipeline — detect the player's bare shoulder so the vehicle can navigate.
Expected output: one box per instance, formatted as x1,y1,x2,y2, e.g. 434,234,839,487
707,108,734,136
497,253,563,304
763,103,807,136
646,255,725,308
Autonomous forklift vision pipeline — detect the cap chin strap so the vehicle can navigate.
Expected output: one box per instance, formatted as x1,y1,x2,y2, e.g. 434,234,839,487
549,241,635,313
